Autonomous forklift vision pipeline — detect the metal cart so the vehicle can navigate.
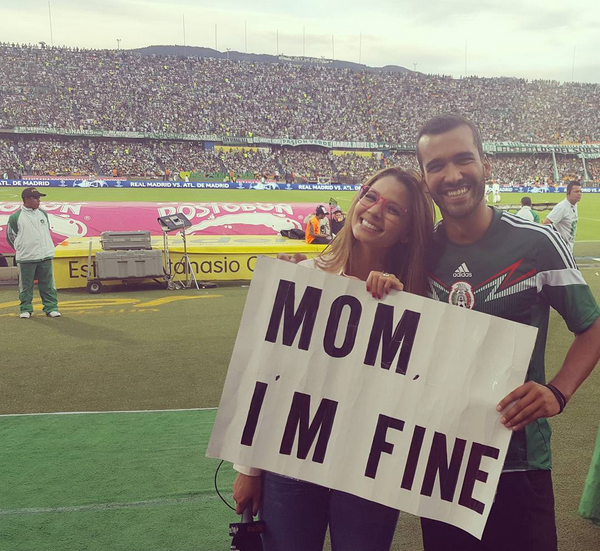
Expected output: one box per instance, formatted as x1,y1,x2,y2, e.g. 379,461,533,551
86,231,167,294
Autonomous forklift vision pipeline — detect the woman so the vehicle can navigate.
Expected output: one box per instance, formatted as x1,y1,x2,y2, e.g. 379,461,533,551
233,166,435,551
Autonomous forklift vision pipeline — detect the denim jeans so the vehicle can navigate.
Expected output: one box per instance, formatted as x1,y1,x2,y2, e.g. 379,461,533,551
259,472,399,551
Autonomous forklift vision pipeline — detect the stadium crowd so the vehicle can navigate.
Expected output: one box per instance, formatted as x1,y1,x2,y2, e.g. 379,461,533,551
0,44,597,184
0,136,591,185
1,44,600,144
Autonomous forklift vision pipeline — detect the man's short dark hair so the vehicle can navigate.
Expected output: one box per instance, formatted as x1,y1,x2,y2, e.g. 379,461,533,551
521,196,532,207
416,114,485,171
566,181,581,194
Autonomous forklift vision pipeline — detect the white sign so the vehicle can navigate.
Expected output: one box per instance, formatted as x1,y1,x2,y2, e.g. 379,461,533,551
207,257,537,539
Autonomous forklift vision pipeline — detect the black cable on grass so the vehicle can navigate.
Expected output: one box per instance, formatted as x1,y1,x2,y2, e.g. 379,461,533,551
214,460,236,512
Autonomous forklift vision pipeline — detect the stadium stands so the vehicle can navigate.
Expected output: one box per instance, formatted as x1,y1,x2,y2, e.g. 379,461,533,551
0,136,595,185
0,44,598,183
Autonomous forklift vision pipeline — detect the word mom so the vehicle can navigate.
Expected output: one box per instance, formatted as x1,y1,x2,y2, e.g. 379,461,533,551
265,278,421,375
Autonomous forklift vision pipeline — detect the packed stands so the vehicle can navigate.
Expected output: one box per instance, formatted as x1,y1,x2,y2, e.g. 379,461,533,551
16,137,95,176
0,138,21,177
92,140,161,178
1,44,600,143
330,152,382,184
587,159,600,180
153,142,225,179
0,44,598,183
218,148,280,180
279,149,333,181
0,137,593,185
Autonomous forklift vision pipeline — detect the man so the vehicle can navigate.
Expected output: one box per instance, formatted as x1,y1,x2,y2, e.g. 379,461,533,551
416,114,600,551
515,196,540,223
305,205,331,245
491,180,501,203
6,188,61,319
543,181,581,251
319,210,332,237
331,206,346,236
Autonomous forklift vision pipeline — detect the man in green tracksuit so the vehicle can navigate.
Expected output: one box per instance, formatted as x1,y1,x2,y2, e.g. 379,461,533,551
6,188,61,319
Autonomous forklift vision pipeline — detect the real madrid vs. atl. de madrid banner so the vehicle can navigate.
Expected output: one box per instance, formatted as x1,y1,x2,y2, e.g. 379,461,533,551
207,257,537,539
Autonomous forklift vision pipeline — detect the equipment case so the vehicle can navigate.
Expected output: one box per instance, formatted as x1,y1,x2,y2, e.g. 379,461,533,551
100,231,153,251
95,250,163,279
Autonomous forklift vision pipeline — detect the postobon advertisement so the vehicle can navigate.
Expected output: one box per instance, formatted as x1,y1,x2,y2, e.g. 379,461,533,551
0,201,318,255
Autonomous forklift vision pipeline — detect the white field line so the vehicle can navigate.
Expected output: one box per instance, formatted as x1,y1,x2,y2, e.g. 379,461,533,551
0,407,217,418
0,495,218,516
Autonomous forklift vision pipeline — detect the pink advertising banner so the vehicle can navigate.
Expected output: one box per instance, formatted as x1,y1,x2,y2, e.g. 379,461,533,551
0,202,321,255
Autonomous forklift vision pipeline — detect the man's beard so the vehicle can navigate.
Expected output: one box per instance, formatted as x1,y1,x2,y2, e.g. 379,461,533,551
432,176,486,219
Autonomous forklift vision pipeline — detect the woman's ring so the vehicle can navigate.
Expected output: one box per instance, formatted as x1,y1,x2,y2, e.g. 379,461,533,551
382,272,390,278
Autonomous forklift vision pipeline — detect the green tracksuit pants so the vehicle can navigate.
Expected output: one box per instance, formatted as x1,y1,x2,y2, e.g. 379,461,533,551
17,259,59,314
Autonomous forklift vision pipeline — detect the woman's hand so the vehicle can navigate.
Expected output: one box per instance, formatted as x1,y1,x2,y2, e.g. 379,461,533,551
277,253,308,264
366,271,404,299
233,473,263,515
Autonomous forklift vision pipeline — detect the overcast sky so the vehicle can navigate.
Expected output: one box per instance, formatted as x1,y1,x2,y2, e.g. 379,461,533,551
3,0,600,83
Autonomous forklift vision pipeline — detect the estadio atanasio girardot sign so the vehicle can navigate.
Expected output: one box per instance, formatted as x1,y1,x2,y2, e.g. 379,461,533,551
207,257,537,539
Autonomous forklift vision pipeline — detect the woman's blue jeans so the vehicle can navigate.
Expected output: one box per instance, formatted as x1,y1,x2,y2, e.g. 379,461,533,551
259,472,399,551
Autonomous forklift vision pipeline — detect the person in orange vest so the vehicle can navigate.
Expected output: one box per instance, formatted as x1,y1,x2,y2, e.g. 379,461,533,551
305,205,331,245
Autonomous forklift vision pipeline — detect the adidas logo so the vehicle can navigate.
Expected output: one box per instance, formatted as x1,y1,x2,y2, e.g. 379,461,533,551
453,263,472,278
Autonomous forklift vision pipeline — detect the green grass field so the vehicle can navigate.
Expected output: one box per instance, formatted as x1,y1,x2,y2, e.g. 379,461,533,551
1,276,600,550
1,186,599,550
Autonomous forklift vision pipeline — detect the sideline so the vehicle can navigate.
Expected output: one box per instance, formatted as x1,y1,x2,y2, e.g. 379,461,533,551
0,407,218,418
0,494,219,516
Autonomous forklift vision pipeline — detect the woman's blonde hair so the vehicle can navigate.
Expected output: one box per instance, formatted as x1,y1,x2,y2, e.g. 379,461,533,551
316,167,434,296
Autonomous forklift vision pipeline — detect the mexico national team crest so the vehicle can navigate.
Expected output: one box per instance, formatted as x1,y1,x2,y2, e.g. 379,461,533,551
449,281,475,309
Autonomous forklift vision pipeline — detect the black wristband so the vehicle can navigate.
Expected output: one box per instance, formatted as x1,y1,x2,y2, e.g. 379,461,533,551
545,384,567,414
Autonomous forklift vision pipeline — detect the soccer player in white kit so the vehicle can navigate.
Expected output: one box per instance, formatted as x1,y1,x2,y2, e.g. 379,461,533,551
492,181,501,203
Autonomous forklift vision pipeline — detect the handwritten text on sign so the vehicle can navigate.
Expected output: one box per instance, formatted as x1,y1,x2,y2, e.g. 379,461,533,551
207,257,536,538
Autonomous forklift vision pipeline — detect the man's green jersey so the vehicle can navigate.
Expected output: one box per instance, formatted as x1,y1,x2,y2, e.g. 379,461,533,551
428,208,600,471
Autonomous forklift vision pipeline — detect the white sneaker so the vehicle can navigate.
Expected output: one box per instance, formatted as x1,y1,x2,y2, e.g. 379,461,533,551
47,311,62,318
20,312,31,319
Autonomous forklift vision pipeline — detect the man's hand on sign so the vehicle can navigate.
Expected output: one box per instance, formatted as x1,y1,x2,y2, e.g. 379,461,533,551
366,271,404,299
277,253,308,264
496,381,561,431
233,473,263,515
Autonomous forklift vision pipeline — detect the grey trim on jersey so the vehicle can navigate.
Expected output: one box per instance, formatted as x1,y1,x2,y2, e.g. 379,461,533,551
500,212,576,270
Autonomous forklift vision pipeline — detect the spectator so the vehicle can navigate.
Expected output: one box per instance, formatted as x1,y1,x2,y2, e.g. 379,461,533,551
331,206,346,236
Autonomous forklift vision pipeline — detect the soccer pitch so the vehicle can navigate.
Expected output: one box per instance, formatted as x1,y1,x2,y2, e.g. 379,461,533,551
1,276,599,551
1,186,599,550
